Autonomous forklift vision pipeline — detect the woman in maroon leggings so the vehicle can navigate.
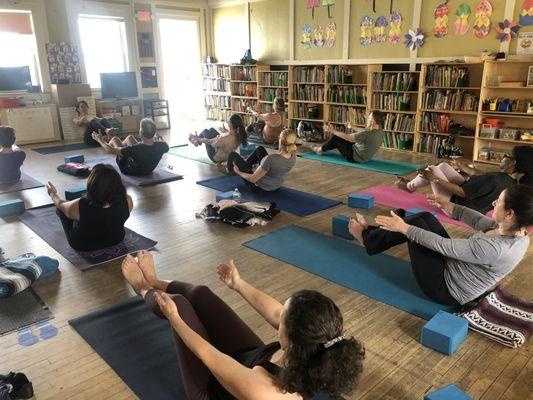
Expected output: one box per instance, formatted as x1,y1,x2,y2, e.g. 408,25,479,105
121,251,365,400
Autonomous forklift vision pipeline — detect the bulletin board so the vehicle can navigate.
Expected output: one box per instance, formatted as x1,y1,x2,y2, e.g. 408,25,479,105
250,0,290,62
213,4,248,64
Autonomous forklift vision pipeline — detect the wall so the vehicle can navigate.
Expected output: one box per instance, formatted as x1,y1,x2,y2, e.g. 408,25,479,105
44,0,70,42
510,0,533,55
250,0,289,62
212,3,247,63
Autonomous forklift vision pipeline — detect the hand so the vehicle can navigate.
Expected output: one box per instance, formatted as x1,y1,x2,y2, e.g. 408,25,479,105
346,121,352,131
91,131,103,142
217,260,243,291
427,194,453,214
375,211,410,234
451,159,463,171
323,123,332,134
154,292,179,319
417,168,437,182
46,181,58,198
219,123,228,133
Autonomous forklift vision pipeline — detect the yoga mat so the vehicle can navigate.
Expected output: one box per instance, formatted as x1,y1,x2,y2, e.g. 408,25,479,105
168,144,214,164
247,136,279,150
33,142,93,155
359,185,469,228
86,157,183,186
0,172,44,194
299,150,423,175
197,175,341,217
69,296,185,400
0,288,53,336
18,205,157,270
244,225,457,320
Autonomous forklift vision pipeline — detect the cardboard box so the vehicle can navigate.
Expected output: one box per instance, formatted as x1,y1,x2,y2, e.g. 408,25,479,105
51,84,91,107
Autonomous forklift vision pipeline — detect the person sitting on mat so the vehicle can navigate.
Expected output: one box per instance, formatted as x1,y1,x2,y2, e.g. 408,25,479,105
0,126,26,184
223,128,297,194
246,97,287,144
92,118,169,176
46,164,133,252
309,110,385,163
188,114,248,167
73,100,118,147
121,250,365,400
396,145,533,215
348,185,533,307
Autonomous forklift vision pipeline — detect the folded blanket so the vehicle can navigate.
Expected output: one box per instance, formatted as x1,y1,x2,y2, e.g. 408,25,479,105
0,256,59,298
57,162,90,177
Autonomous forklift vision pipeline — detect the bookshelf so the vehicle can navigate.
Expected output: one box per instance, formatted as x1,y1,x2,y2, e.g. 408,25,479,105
288,65,326,131
202,63,231,122
474,60,533,165
229,64,269,125
257,69,288,114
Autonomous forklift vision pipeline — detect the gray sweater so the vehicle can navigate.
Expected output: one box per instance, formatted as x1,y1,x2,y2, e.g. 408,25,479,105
406,205,530,305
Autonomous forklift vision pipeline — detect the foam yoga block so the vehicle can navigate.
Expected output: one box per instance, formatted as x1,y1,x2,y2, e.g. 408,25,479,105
64,154,85,163
0,199,25,217
348,193,374,209
239,144,256,157
421,311,468,355
425,384,473,400
65,187,87,200
406,208,438,217
332,215,354,240
216,191,236,202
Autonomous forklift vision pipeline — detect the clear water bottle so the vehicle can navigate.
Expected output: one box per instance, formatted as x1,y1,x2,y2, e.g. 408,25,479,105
233,188,241,200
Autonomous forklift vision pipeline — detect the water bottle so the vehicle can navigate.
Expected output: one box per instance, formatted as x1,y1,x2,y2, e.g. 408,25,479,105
233,188,241,200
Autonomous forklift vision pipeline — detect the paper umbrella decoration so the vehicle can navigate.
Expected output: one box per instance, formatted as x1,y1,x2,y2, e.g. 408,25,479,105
405,28,424,50
496,19,520,43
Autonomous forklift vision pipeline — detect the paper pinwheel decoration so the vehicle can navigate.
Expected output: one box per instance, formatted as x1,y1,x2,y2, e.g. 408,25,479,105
405,28,424,51
496,19,520,42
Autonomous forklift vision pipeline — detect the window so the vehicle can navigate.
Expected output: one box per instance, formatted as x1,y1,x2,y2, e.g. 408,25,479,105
78,15,129,88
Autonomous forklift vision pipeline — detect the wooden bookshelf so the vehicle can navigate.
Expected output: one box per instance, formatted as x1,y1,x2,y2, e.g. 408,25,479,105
229,64,269,125
257,69,288,114
288,65,326,131
202,63,231,122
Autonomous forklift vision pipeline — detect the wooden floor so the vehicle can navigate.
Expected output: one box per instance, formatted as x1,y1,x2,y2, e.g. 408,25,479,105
1,128,531,400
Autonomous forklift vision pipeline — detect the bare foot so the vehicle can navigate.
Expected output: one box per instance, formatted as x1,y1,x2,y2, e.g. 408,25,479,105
137,250,157,286
310,145,323,155
217,162,228,175
188,134,200,146
348,218,365,243
106,128,118,137
121,255,151,295
395,176,412,192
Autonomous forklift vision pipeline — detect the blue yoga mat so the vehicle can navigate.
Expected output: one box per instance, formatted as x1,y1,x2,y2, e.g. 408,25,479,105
244,225,457,320
70,296,185,400
197,175,341,217
33,143,94,155
299,150,424,175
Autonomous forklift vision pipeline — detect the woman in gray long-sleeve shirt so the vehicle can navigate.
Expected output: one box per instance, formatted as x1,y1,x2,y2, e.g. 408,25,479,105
348,185,533,306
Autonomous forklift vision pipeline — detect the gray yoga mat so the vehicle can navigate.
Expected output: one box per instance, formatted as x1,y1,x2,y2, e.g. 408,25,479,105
0,288,53,336
32,142,93,155
0,172,44,194
18,205,157,270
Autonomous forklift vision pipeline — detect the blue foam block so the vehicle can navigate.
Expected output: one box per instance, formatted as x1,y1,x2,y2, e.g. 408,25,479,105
421,311,468,355
332,215,354,240
425,384,473,400
65,187,87,201
348,193,374,209
406,208,438,217
0,199,25,217
216,191,236,202
240,144,257,157
64,154,85,163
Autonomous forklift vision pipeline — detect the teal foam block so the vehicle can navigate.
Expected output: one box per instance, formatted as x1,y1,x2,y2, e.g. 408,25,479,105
406,208,438,217
0,199,25,217
421,311,468,355
239,143,257,157
64,154,85,163
348,193,374,209
216,191,235,202
65,187,86,201
425,384,473,400
332,215,354,240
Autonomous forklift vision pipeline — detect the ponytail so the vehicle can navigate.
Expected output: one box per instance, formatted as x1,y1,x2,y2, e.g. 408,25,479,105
229,113,248,146
280,128,297,154
512,145,533,185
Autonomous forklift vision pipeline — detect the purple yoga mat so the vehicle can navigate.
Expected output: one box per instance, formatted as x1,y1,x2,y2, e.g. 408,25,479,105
0,172,44,194
86,157,182,187
18,205,157,270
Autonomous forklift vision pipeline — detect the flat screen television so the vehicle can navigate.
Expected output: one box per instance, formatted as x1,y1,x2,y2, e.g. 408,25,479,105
0,66,32,92
100,72,138,99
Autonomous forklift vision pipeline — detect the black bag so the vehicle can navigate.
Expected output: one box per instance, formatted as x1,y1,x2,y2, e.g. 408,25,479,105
239,49,257,65
296,121,323,142
0,372,33,400
197,201,280,228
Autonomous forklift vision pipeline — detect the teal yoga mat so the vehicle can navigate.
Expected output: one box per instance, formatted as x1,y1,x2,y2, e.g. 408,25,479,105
244,225,457,320
168,144,214,164
299,150,423,175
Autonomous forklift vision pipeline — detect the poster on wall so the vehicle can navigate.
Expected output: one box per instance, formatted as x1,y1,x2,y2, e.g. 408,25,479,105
360,16,373,46
517,32,533,54
46,42,82,84
473,0,492,38
374,16,389,43
301,24,312,49
454,4,471,36
389,12,402,43
326,22,337,47
314,25,325,47
433,2,450,38
519,0,533,26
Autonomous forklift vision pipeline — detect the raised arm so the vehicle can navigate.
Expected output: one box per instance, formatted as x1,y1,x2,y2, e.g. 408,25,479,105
452,159,482,177
92,132,123,157
217,260,283,330
427,195,496,231
46,182,80,220
324,123,356,143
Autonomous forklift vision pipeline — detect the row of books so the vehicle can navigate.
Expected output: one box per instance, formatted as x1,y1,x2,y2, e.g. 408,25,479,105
260,88,288,102
382,133,414,150
293,103,322,119
292,67,325,83
203,79,230,92
327,66,358,84
204,95,230,108
293,85,324,101
418,134,445,154
231,82,257,97
259,72,288,87
383,113,415,133
206,108,231,121
327,86,366,105
371,93,413,111
372,72,418,92
419,112,452,133
203,64,230,79
232,98,257,113
260,103,274,113
425,65,471,88
328,106,366,125
422,90,478,111
232,66,256,81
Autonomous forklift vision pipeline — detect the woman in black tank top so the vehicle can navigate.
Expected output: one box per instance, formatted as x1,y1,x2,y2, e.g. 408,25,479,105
121,252,365,400
47,164,133,251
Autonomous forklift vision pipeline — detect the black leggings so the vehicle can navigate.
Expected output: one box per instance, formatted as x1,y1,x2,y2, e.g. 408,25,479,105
145,281,264,400
83,118,112,146
246,121,266,136
362,212,460,306
198,128,219,162
226,146,271,194
321,135,355,162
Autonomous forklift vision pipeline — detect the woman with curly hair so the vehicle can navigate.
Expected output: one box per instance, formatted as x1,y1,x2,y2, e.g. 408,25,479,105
121,251,365,400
